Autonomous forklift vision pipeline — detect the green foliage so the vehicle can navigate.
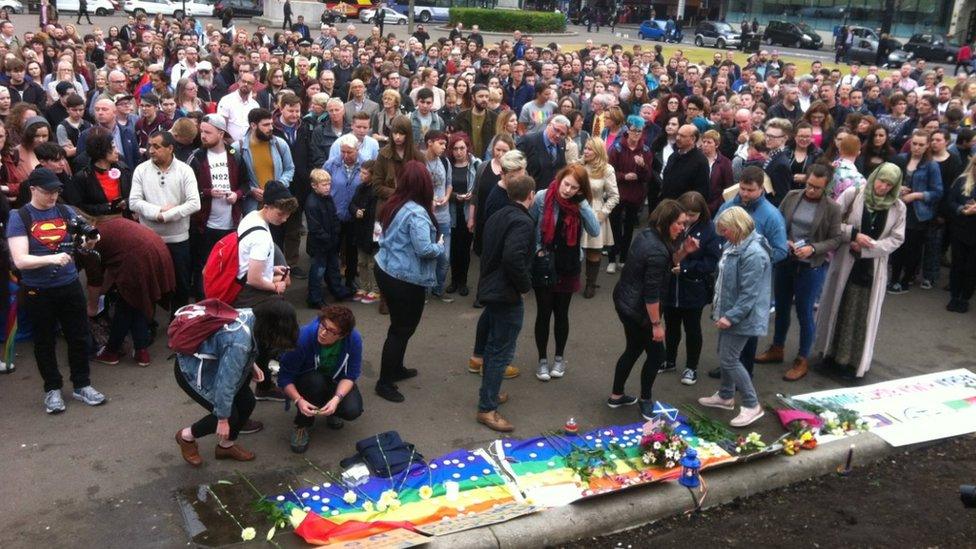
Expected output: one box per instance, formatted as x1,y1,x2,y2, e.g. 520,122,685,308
563,442,627,483
449,8,566,33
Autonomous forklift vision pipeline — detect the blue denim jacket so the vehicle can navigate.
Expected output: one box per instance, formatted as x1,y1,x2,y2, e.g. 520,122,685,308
894,154,943,222
712,231,772,337
238,130,296,192
376,201,444,287
176,310,256,419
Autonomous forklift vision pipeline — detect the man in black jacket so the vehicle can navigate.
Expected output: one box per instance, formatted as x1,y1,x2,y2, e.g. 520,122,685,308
660,125,711,202
475,174,535,433
517,115,569,191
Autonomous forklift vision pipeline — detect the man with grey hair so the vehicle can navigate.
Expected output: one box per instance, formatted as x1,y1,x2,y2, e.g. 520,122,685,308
517,115,569,191
661,124,710,201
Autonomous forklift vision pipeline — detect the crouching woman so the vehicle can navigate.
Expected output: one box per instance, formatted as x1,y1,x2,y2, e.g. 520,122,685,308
278,305,365,454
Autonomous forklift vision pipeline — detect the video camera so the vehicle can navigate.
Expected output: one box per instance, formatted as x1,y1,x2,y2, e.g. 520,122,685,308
59,217,100,258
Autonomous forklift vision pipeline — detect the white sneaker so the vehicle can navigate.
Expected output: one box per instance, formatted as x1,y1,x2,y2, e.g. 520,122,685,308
698,392,735,411
0,360,14,374
535,359,551,381
72,385,106,406
550,356,566,378
606,262,617,274
730,405,765,427
45,389,66,414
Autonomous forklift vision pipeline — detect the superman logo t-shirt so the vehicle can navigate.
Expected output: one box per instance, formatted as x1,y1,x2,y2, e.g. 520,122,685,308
6,203,80,288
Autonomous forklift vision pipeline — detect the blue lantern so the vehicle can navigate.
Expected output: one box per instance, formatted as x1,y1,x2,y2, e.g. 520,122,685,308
679,448,701,488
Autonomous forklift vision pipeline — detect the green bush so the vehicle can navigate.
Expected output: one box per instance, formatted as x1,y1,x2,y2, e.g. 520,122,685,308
449,8,566,33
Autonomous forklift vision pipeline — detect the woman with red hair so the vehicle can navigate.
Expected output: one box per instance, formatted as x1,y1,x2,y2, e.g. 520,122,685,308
373,160,446,402
530,164,600,381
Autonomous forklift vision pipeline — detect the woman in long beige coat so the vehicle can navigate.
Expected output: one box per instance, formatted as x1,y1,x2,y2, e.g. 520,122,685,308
580,136,619,298
812,163,906,378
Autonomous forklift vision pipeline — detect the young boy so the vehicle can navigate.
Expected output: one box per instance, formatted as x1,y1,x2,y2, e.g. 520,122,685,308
349,160,378,304
56,94,92,169
306,169,352,308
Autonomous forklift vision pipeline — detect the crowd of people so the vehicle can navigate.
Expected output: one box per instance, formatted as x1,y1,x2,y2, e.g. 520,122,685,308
1,9,975,460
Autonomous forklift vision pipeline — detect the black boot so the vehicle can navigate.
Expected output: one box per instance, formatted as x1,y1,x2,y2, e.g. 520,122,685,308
583,259,600,299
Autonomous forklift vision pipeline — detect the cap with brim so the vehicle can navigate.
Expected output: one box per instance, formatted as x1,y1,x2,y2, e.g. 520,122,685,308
196,60,212,72
202,113,227,133
27,167,62,191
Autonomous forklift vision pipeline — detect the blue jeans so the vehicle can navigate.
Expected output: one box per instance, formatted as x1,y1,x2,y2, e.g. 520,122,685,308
434,222,451,294
308,250,351,305
478,301,524,412
718,332,758,407
922,224,943,284
772,259,827,358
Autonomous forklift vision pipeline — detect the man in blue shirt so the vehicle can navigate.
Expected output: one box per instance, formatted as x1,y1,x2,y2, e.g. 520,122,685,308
7,168,106,414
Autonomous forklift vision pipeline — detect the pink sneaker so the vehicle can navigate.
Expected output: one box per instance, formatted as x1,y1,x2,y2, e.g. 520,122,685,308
698,393,735,411
353,289,367,303
134,348,151,367
730,405,765,427
360,292,380,304
94,348,121,365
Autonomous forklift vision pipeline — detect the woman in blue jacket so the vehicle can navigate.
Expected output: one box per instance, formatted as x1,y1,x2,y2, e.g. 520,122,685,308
278,305,364,454
174,300,299,466
661,192,721,386
699,206,771,428
888,129,943,294
374,160,445,403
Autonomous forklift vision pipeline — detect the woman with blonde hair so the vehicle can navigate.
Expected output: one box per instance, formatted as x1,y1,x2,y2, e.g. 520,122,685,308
483,110,518,160
945,155,976,313
371,88,402,144
699,205,771,427
600,106,626,151
579,136,619,298
175,77,204,117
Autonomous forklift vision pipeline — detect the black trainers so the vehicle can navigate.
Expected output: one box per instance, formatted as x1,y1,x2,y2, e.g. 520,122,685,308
326,416,345,430
658,361,676,373
254,386,287,402
239,419,264,434
290,266,308,279
392,368,418,381
375,382,405,403
606,394,639,408
707,367,721,379
638,399,655,421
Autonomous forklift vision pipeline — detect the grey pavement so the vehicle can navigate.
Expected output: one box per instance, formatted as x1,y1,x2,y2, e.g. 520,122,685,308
0,12,972,548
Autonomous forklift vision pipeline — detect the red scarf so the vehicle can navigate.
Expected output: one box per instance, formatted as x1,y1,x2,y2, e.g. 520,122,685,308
541,180,581,248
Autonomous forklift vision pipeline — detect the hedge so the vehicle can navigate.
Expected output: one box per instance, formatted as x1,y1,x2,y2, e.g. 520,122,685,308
449,8,566,33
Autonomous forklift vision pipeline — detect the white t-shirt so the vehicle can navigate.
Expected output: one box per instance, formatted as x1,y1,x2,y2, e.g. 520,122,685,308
237,210,274,282
207,149,233,230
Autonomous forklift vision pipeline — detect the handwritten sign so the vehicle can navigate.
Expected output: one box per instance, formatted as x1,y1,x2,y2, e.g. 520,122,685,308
794,368,976,446
415,502,541,536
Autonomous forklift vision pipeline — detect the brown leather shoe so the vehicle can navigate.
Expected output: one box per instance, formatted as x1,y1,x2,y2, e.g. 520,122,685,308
476,410,514,432
755,345,785,364
468,357,483,374
175,430,202,467
215,443,255,461
496,392,509,405
783,357,809,381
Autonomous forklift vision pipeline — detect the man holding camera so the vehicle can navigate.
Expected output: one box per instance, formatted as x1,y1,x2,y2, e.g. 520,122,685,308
7,168,106,414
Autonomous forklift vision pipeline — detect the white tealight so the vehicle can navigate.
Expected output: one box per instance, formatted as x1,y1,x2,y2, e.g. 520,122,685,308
452,473,461,479
331,510,339,516
430,463,438,469
483,469,491,475
312,486,320,491
312,495,320,501
467,456,475,462
528,452,537,458
470,476,478,482
276,495,285,502
536,442,544,447
301,492,310,499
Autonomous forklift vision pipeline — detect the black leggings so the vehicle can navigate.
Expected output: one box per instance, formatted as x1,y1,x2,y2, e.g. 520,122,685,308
292,370,364,428
375,266,427,385
174,361,255,441
950,239,976,301
612,314,663,400
890,224,928,286
534,288,573,360
450,211,473,287
664,306,704,370
609,202,640,263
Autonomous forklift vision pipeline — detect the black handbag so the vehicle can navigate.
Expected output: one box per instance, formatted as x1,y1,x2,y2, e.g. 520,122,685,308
531,250,555,288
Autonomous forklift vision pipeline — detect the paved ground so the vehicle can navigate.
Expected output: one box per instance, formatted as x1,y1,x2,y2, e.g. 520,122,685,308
0,12,970,549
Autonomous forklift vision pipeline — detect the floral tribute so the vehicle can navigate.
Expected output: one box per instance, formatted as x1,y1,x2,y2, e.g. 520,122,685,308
639,419,689,469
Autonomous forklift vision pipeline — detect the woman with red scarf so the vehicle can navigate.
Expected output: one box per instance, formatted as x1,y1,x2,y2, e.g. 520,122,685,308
529,164,600,382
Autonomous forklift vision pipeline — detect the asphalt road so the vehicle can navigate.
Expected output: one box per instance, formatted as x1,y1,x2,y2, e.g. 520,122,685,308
0,12,971,549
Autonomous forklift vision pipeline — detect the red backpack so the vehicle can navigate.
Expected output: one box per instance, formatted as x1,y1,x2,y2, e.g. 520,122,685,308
167,299,242,355
202,226,266,305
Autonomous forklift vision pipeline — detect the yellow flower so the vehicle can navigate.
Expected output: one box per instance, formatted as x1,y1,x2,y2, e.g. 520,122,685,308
800,431,813,442
376,501,388,512
342,490,357,504
266,527,277,541
362,501,374,513
389,499,402,510
240,527,256,541
418,485,433,500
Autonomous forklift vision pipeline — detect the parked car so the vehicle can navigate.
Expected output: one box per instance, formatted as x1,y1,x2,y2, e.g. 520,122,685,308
124,0,202,17
903,33,960,63
693,21,740,49
762,20,823,50
0,0,23,15
212,0,262,17
847,26,902,50
359,6,406,24
846,37,914,68
389,0,449,24
637,20,667,41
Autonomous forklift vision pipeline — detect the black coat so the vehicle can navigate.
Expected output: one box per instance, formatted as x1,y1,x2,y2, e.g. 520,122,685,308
664,219,721,309
476,201,534,305
348,181,377,252
661,147,710,202
273,119,314,205
764,148,793,207
612,227,673,326
63,162,133,217
305,192,341,256
517,130,566,191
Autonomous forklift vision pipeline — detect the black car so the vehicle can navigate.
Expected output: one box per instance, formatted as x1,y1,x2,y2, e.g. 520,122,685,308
762,20,823,50
903,33,960,63
212,0,262,18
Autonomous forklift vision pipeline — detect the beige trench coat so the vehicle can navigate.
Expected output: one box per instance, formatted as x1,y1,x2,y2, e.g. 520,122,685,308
581,164,619,249
812,185,906,377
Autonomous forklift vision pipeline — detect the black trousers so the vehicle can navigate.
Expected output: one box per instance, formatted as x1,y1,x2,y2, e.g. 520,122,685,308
664,306,704,370
190,227,233,301
167,240,192,313
534,287,572,360
890,223,928,287
174,361,255,441
77,8,92,24
612,313,663,400
450,212,473,287
375,266,427,386
282,14,292,30
292,370,364,427
340,221,359,289
608,202,640,263
950,239,976,301
24,280,91,392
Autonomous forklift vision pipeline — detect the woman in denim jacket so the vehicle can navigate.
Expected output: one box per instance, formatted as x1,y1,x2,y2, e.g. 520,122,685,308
374,160,445,403
174,300,299,466
888,129,943,293
699,206,772,428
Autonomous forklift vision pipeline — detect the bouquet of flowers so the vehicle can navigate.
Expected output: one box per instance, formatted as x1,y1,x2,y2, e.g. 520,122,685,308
781,420,818,456
639,419,688,469
734,432,767,456
819,409,869,436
